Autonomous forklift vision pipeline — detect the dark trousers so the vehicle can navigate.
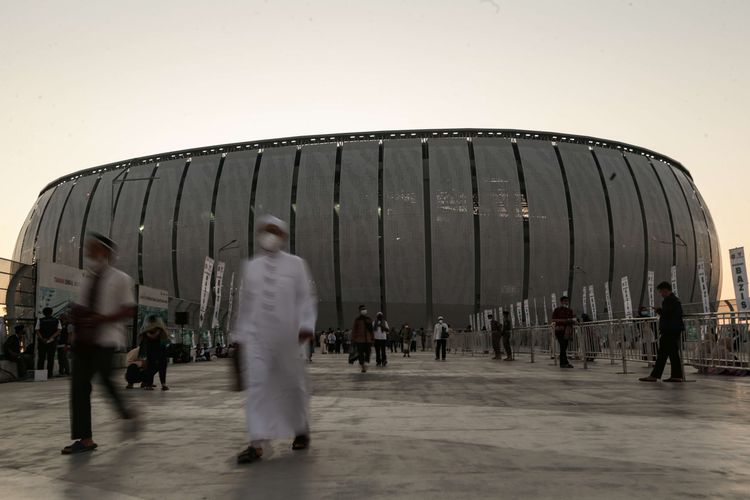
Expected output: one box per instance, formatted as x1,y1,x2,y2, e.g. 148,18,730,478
389,340,396,353
125,364,143,385
555,332,569,366
410,340,417,352
502,333,512,359
650,334,683,379
374,339,387,365
37,341,56,378
491,332,502,357
143,346,168,386
7,353,28,379
57,346,70,375
355,342,371,365
435,339,447,360
421,337,426,351
71,345,131,440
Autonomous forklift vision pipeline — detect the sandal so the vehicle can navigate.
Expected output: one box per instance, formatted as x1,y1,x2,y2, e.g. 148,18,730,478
292,435,310,450
237,446,263,464
61,441,98,455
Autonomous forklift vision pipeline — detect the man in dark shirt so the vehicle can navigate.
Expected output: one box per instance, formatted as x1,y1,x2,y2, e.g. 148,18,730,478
640,282,685,382
502,311,513,361
490,314,502,359
552,296,576,368
3,324,30,379
35,307,61,379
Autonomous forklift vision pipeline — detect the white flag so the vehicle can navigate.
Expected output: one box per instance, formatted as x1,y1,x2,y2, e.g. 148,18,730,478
199,256,215,328
582,287,588,315
647,270,655,315
621,276,633,319
523,299,531,327
226,272,235,331
730,248,750,312
211,261,225,329
604,282,613,320
697,260,710,313
588,285,597,321
671,265,679,298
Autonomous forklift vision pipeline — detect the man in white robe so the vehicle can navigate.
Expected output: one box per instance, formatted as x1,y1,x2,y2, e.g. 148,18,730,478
235,215,317,464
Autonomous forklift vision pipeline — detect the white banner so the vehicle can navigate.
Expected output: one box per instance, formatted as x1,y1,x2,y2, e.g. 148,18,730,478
582,287,588,315
551,293,557,310
730,247,750,312
647,270,655,315
697,260,711,313
621,276,633,319
469,314,474,332
211,261,226,329
523,299,531,327
226,272,235,331
533,298,539,326
509,305,515,328
604,282,613,320
36,262,86,317
516,302,523,327
199,256,215,328
543,296,549,324
588,285,597,321
671,265,679,298
138,286,168,310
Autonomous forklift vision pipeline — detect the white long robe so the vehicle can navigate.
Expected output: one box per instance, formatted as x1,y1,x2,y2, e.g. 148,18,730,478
234,251,317,442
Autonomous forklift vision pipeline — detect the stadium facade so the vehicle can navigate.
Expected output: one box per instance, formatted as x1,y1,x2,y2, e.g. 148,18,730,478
13,129,721,330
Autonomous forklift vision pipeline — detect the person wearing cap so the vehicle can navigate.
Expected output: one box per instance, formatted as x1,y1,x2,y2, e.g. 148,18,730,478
434,316,449,361
139,315,170,390
63,233,138,455
351,305,374,372
639,281,685,383
552,296,576,369
373,312,390,367
234,215,317,464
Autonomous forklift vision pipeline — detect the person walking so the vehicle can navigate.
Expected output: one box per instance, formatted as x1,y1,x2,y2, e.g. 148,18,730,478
502,311,513,361
35,307,60,379
319,330,327,354
640,282,685,383
63,233,138,455
410,327,418,352
401,324,413,358
434,316,449,361
490,314,502,360
552,296,576,368
351,305,373,372
373,312,390,367
234,215,317,464
57,313,72,376
327,330,337,355
420,328,426,351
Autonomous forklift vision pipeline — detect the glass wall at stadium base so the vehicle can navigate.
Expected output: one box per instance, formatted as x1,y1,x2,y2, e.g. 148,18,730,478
15,131,721,331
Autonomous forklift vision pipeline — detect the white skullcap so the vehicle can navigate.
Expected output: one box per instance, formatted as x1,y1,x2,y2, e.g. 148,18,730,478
257,214,289,235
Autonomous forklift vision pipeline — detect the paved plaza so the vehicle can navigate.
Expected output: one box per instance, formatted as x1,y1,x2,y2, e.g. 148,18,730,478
1,351,750,499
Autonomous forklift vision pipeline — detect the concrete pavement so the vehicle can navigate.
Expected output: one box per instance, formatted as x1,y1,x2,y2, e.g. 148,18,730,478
1,351,749,499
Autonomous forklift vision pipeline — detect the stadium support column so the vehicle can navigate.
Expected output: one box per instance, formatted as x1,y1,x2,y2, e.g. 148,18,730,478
668,167,699,304
511,140,530,308
171,159,191,299
467,139,481,315
333,143,344,328
247,151,263,254
137,166,160,284
52,183,76,263
422,139,434,327
648,160,677,269
377,141,387,319
553,144,575,304
78,176,102,268
591,149,615,301
622,154,650,310
289,147,302,254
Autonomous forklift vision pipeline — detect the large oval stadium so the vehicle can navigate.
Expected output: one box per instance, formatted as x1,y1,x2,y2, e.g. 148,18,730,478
14,129,721,330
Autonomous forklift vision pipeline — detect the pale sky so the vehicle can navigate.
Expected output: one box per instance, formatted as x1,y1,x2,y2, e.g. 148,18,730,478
1,0,747,299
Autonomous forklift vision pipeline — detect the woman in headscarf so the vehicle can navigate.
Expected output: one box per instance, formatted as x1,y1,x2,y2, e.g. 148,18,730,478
139,315,170,390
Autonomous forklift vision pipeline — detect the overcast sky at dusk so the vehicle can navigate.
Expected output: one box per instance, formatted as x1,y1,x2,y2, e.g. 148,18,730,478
1,0,747,299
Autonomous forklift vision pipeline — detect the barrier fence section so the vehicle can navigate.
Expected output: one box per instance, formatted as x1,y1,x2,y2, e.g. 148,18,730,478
444,312,750,375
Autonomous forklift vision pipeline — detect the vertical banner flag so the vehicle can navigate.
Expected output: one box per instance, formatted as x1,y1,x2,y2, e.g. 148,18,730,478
523,299,531,327
516,302,523,327
551,293,558,310
582,287,588,315
509,305,516,328
211,261,226,329
469,314,474,332
543,296,549,324
671,265,679,298
199,256,215,328
533,298,539,326
730,247,750,312
588,285,597,321
647,270,655,315
226,272,235,330
697,260,711,313
485,309,493,329
604,282,613,320
621,276,633,319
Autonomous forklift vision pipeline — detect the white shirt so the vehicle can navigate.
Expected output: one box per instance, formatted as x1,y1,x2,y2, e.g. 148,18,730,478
434,322,449,340
75,265,136,349
373,319,389,340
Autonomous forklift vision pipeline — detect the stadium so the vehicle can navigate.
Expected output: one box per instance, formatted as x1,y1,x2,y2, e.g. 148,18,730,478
13,129,721,330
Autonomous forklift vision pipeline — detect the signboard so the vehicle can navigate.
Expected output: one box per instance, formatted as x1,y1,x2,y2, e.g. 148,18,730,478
730,247,750,312
211,261,225,329
697,260,711,313
226,272,235,331
199,256,214,328
671,265,679,298
523,299,531,327
516,302,523,328
551,293,557,310
604,282,613,320
647,270,655,315
36,262,86,317
137,285,168,333
509,304,515,328
588,285,597,321
582,287,588,315
621,276,633,319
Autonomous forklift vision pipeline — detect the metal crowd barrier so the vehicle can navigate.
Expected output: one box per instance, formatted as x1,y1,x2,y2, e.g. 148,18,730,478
442,312,750,376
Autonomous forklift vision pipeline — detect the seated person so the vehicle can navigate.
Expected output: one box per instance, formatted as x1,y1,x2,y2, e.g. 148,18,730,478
215,344,225,358
3,325,30,380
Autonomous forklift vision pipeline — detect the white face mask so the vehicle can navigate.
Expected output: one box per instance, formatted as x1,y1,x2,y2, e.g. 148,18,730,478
360,309,368,316
258,232,283,253
85,256,107,273
438,320,443,324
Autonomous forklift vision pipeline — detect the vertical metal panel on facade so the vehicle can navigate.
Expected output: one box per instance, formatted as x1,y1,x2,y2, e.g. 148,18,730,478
19,188,56,264
54,175,99,268
141,159,184,296
111,165,154,280
13,208,34,262
253,146,296,253
625,153,673,291
517,140,569,307
590,148,645,315
81,170,123,237
295,144,337,329
557,143,610,315
651,160,697,303
691,183,722,300
35,182,74,265
429,138,475,323
473,138,524,310
175,155,220,303
383,140,427,327
338,142,380,320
